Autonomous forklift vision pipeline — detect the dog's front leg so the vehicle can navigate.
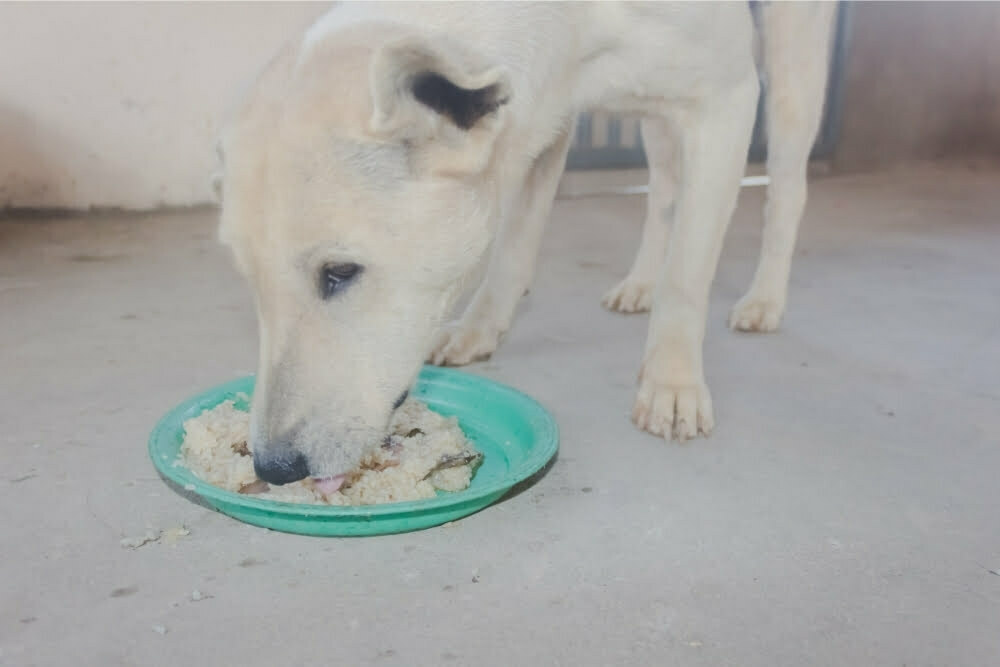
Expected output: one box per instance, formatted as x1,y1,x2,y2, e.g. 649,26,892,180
633,75,759,440
431,125,572,366
730,2,836,332
603,118,678,313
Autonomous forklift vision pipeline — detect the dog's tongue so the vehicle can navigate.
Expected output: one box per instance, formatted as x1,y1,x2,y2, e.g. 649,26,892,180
313,475,346,496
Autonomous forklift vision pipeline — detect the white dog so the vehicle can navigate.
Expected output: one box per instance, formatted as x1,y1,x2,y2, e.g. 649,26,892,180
216,2,836,484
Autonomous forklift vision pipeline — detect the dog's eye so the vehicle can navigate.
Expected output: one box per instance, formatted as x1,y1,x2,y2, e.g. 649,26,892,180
318,262,362,300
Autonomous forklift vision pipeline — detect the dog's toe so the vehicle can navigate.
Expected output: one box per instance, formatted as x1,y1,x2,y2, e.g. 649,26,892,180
602,277,653,313
729,293,784,332
632,374,714,442
429,325,501,367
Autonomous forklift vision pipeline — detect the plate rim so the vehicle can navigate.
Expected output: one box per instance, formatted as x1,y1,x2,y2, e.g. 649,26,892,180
148,366,559,518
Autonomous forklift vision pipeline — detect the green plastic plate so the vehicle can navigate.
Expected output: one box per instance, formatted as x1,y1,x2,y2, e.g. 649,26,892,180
149,366,558,536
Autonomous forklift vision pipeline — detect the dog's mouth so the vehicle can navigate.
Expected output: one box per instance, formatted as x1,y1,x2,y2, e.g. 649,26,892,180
308,434,399,496
312,475,347,495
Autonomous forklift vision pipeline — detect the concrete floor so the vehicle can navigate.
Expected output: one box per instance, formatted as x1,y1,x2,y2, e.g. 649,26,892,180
2,164,999,666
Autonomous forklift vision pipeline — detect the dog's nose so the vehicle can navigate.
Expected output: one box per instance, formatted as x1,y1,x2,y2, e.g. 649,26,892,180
253,450,310,485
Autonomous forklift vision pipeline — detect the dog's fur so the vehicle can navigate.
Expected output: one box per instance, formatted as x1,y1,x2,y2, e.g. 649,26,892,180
216,2,836,482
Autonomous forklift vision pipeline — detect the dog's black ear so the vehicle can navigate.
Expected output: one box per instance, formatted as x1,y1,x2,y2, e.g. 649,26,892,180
370,36,512,137
410,72,508,130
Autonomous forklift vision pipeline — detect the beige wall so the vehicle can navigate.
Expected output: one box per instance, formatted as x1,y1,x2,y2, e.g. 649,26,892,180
835,2,1000,170
0,2,325,210
4,2,1000,210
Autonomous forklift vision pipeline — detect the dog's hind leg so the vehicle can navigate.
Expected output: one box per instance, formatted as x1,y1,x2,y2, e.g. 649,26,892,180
730,2,836,332
602,119,678,314
430,124,573,366
633,72,759,441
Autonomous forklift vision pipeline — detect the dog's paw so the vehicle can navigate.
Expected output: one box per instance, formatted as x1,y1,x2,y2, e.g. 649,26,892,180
729,293,784,333
632,373,714,441
429,323,501,366
602,277,654,313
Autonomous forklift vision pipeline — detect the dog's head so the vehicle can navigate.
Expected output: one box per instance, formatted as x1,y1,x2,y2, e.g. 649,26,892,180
216,27,511,482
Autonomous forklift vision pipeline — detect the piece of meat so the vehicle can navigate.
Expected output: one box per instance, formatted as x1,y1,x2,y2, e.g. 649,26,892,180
423,451,483,480
360,457,400,473
238,480,269,494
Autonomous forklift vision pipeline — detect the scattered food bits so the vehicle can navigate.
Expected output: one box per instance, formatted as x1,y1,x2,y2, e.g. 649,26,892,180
121,526,188,549
231,440,250,457
162,526,190,545
120,529,161,550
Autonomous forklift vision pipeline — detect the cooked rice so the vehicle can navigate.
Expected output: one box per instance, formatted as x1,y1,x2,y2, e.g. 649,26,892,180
177,397,480,505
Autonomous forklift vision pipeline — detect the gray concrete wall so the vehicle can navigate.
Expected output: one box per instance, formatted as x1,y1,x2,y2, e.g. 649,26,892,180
834,2,1000,170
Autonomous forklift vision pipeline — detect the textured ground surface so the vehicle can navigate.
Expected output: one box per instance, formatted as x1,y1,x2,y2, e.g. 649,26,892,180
2,164,998,666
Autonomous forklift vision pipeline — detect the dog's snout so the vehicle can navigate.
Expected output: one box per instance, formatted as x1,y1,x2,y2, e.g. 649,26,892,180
253,449,310,485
